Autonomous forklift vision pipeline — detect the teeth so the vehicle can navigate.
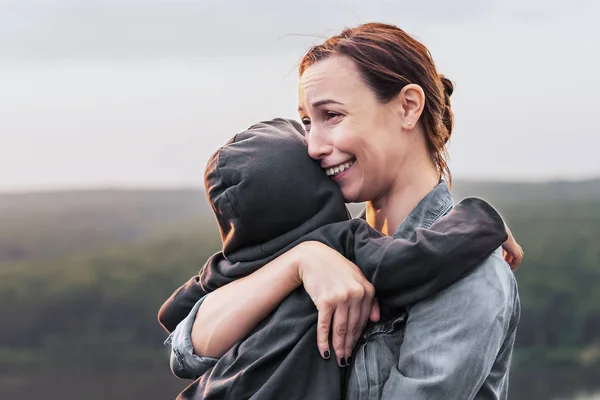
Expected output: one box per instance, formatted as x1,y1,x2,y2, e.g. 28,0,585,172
325,160,354,177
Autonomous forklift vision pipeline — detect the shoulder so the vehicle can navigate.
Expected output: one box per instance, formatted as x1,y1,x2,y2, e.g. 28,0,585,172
411,248,518,324
471,248,518,303
455,248,517,307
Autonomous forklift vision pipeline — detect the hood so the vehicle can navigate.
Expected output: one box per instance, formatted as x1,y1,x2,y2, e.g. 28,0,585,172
205,118,349,261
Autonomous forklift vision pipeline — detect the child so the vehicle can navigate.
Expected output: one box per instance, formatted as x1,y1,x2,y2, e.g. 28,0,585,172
159,118,511,399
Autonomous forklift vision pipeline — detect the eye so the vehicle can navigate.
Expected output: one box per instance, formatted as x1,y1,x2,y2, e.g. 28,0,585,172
301,117,311,133
325,111,343,123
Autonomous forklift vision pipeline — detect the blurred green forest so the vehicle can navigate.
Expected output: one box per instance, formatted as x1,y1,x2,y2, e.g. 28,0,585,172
2,181,599,399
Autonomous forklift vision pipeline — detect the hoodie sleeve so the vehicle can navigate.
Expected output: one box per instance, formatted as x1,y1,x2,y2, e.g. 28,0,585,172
157,251,245,333
315,197,509,312
158,275,209,334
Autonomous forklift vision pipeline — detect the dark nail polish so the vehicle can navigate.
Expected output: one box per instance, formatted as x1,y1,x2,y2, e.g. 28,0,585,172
340,357,346,366
323,350,330,359
346,356,352,365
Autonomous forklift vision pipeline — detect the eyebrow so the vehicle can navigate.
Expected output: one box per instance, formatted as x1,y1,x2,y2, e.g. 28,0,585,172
298,99,344,112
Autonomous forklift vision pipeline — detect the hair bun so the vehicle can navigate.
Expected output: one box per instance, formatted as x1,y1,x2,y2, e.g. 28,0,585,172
440,75,454,97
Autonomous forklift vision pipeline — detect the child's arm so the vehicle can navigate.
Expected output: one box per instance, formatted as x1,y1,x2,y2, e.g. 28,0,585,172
267,197,509,366
348,197,509,310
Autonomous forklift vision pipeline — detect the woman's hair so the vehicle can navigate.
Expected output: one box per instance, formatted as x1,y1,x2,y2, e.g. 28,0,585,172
299,22,454,185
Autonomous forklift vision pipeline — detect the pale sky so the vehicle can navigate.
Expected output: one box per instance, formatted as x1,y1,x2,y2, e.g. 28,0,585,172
1,0,598,191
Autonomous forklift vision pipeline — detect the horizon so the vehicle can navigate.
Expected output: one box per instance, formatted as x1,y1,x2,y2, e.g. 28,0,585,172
2,175,599,195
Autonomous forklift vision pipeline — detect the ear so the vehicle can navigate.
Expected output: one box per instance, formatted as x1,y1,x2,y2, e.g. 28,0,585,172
395,84,425,131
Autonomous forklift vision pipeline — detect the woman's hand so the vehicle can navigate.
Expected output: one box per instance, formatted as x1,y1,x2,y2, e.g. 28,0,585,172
293,241,380,367
502,223,524,270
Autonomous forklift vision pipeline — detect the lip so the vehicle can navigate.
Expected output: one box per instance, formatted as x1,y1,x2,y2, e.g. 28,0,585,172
330,162,354,182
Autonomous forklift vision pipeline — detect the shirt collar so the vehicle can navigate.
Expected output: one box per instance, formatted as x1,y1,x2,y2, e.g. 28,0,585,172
393,181,454,239
356,181,454,239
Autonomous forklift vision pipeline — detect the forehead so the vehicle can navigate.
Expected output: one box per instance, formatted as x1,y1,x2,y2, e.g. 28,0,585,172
298,56,367,108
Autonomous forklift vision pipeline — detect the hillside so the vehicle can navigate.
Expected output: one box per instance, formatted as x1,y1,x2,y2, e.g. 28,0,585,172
451,178,600,204
1,179,599,400
3,178,598,265
0,189,212,264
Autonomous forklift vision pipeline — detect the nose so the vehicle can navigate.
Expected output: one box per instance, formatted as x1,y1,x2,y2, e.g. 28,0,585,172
306,126,333,160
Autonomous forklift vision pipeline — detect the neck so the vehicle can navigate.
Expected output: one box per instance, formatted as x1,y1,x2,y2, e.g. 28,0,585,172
366,161,440,236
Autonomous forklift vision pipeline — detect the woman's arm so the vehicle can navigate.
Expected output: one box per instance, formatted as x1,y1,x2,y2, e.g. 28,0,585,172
350,197,511,309
189,245,377,363
190,249,300,358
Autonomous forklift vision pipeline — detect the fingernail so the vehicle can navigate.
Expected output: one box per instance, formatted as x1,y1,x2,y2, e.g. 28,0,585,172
346,356,352,365
323,350,330,359
340,357,346,366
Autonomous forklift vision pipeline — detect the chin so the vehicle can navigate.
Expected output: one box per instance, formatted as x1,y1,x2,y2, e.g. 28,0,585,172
338,175,364,203
340,186,360,204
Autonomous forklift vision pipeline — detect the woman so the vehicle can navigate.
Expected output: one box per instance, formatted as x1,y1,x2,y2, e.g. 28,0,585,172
161,23,522,399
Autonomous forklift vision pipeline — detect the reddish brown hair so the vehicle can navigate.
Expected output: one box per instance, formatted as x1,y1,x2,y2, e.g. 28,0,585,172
299,22,454,185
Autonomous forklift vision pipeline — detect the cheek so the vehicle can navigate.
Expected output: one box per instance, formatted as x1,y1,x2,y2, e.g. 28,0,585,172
333,125,369,157
357,142,399,196
358,140,388,176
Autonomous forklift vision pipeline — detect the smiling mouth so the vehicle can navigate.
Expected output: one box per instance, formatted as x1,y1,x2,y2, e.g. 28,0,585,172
325,160,355,177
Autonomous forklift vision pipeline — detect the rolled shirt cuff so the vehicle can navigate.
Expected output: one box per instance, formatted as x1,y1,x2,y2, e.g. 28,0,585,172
164,296,218,379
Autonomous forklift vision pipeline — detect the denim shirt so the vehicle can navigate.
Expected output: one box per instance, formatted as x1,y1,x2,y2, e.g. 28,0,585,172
346,182,520,400
167,182,520,399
